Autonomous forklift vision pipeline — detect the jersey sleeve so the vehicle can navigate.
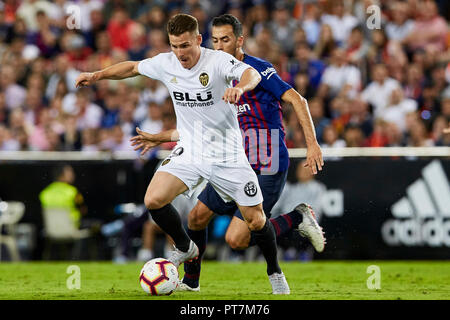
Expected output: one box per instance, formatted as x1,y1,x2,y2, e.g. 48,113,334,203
215,51,252,83
256,61,292,100
137,54,163,80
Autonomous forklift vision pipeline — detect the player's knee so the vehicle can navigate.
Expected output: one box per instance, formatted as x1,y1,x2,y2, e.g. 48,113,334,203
144,194,167,210
188,211,207,230
188,203,211,230
245,214,265,231
225,234,247,250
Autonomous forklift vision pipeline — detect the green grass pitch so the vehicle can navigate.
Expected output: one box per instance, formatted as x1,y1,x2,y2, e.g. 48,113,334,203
0,261,449,300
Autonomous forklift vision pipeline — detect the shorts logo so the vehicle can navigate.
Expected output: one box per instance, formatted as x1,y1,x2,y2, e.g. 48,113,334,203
199,72,209,86
244,181,257,197
172,146,184,156
161,158,170,166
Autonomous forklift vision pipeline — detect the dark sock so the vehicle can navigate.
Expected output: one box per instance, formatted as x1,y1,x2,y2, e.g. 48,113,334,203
248,210,303,247
149,204,190,252
270,210,303,237
251,219,281,275
183,228,207,288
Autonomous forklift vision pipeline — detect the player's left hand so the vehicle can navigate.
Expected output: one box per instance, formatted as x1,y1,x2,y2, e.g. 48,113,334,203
222,87,243,104
304,142,324,175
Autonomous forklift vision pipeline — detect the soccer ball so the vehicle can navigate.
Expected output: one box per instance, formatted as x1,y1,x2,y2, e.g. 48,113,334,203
139,258,179,295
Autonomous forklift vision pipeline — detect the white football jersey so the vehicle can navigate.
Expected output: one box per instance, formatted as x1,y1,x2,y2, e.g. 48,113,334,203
138,47,251,163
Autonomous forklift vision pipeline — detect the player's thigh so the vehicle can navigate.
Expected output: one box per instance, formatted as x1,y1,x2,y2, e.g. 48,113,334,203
225,216,251,250
197,183,238,216
209,163,263,209
145,171,188,209
188,200,215,230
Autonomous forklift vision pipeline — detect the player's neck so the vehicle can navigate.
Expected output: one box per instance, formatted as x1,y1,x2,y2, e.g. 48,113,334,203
188,47,202,69
235,49,244,61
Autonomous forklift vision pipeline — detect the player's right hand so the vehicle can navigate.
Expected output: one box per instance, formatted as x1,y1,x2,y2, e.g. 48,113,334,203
304,141,324,175
75,72,99,88
130,127,163,156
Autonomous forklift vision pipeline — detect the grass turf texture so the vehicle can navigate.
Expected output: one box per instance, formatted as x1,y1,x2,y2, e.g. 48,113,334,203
0,261,449,300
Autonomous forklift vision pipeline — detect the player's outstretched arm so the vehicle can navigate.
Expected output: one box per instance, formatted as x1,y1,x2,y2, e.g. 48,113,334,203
282,88,324,175
223,67,261,104
130,127,180,156
75,61,141,88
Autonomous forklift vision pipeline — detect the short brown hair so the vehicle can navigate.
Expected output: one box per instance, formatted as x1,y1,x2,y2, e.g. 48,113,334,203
167,14,199,36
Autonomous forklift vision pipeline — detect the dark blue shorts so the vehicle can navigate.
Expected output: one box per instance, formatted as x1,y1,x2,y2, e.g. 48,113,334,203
197,170,288,220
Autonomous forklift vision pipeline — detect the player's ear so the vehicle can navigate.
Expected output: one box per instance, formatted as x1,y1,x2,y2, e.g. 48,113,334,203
196,33,202,45
237,35,244,48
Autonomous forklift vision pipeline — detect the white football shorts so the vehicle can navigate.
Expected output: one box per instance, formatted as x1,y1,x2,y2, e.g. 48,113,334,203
156,144,263,207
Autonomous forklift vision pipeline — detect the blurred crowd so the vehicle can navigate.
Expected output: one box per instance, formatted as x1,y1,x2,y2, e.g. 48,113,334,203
0,0,449,155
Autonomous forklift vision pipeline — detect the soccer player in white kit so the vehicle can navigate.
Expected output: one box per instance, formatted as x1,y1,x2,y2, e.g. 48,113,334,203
75,14,290,294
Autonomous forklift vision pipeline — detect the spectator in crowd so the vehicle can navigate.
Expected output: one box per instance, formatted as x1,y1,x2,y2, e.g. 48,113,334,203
343,124,365,147
16,0,57,33
0,92,9,125
28,9,59,58
313,23,336,61
309,97,331,144
117,100,139,139
365,119,388,147
0,64,26,110
317,47,362,100
361,63,401,117
320,124,346,161
405,118,435,147
347,98,374,138
59,114,82,151
404,0,448,52
345,26,370,69
301,1,322,47
386,1,415,42
111,125,134,152
63,87,103,130
431,114,450,145
403,63,424,101
45,54,80,101
135,77,169,124
76,0,104,33
378,87,418,133
140,102,163,135
321,0,359,47
80,128,99,152
127,22,148,61
384,121,405,147
289,41,326,91
106,6,136,51
0,124,18,150
269,2,298,56
293,72,316,101
101,89,120,129
39,164,86,229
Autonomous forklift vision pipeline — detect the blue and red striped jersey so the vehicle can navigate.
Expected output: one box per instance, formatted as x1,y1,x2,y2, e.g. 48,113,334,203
234,54,292,174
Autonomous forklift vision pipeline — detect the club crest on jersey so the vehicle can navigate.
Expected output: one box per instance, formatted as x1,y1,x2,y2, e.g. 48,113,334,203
244,181,257,197
199,72,209,86
161,158,170,166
